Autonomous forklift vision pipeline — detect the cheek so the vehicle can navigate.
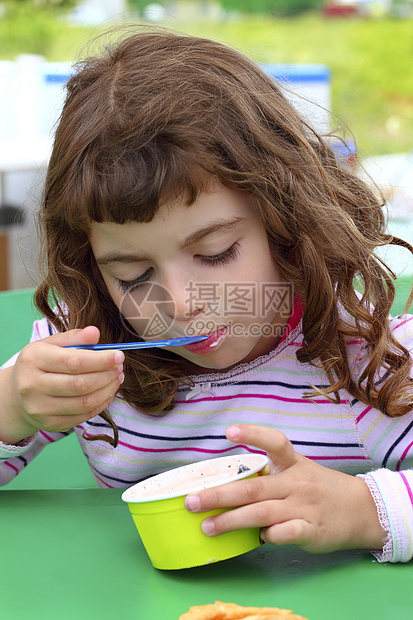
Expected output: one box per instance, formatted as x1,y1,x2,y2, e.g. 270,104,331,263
116,283,175,339
99,277,120,310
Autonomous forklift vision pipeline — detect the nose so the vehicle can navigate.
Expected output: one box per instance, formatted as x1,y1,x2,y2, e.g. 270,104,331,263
162,274,205,322
119,276,201,339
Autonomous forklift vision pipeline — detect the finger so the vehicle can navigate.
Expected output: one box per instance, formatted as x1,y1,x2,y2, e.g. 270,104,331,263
25,376,121,417
43,325,101,347
24,341,124,375
185,474,279,513
199,499,285,537
37,394,119,433
226,424,298,471
38,325,124,372
42,366,124,398
261,519,315,547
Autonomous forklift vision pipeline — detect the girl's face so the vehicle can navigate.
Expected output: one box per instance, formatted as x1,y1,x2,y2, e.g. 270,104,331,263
90,184,291,372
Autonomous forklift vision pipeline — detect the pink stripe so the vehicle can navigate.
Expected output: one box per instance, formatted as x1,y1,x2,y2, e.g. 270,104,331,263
356,406,372,424
117,439,252,455
396,441,413,471
393,316,413,331
4,462,19,474
175,393,348,405
82,428,268,457
39,430,55,443
399,472,413,507
308,455,367,461
94,473,113,488
221,445,267,457
80,429,237,456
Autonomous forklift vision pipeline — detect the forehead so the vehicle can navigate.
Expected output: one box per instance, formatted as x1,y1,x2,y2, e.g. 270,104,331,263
90,185,258,254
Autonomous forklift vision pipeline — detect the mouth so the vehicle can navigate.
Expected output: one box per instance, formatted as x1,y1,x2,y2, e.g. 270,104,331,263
182,326,228,355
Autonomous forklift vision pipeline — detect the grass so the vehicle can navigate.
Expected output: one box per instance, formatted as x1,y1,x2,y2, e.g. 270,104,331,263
0,12,412,156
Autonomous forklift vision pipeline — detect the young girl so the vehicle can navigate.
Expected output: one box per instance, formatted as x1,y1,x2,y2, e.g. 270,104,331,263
0,27,412,564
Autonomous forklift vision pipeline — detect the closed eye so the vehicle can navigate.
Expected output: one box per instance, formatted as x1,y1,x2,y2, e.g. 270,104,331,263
114,242,241,293
115,267,153,293
196,242,241,267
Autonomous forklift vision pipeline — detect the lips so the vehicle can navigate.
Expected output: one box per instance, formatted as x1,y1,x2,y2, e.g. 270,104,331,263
182,326,228,355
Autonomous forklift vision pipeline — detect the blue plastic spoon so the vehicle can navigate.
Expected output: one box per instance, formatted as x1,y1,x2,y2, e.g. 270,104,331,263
66,335,208,351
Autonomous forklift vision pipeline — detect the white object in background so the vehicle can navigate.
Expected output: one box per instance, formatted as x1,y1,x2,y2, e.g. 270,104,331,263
67,0,128,25
0,137,52,173
38,62,73,137
0,61,16,141
263,64,331,134
0,56,71,142
361,151,413,219
361,151,413,276
0,56,45,141
144,3,166,22
0,60,332,142
14,55,45,140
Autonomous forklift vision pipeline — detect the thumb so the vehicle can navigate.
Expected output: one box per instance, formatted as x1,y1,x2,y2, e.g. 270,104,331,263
226,423,298,472
42,325,101,348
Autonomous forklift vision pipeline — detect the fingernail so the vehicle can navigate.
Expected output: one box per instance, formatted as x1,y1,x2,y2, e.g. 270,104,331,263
226,425,240,441
115,351,125,364
201,518,215,536
185,495,200,512
119,372,125,384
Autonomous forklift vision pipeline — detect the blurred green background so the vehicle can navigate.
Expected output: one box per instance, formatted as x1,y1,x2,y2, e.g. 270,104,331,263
0,0,412,158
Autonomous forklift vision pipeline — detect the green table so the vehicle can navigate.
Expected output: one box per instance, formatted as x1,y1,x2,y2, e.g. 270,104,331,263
0,489,411,620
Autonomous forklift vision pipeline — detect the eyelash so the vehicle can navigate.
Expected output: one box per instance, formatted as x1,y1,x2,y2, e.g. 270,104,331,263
115,268,153,294
196,241,241,267
115,242,241,293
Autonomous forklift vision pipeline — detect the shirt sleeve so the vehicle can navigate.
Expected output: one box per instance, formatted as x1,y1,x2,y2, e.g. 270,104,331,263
0,429,74,486
1,317,56,369
354,314,413,562
358,469,413,562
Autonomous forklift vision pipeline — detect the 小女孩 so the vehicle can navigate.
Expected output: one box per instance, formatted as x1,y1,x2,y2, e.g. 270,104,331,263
0,27,412,563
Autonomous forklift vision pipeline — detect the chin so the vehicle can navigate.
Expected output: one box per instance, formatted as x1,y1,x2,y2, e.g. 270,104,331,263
184,346,256,373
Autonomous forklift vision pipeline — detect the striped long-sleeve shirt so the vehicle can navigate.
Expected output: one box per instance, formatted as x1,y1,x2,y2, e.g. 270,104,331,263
1,307,412,563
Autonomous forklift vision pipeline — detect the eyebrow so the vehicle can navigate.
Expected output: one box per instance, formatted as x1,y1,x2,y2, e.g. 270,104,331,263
95,215,249,266
180,215,249,249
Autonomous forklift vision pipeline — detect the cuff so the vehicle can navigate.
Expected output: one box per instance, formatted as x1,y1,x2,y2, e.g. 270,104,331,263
358,470,413,563
358,473,393,562
0,434,38,459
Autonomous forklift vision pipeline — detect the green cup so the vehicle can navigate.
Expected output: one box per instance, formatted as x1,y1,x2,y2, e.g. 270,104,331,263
121,453,269,570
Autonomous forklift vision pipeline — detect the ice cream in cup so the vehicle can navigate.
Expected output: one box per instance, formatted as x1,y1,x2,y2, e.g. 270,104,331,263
121,453,269,570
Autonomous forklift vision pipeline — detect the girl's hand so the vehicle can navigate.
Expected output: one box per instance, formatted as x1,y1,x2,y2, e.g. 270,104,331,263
0,326,124,445
185,424,386,554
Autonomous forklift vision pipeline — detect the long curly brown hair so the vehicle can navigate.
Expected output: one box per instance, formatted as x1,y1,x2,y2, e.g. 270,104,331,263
34,26,413,447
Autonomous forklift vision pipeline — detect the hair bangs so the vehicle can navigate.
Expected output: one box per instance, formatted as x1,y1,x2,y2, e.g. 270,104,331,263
82,134,215,225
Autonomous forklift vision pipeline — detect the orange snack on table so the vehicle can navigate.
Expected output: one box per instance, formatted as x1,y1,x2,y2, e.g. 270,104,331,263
179,600,310,620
